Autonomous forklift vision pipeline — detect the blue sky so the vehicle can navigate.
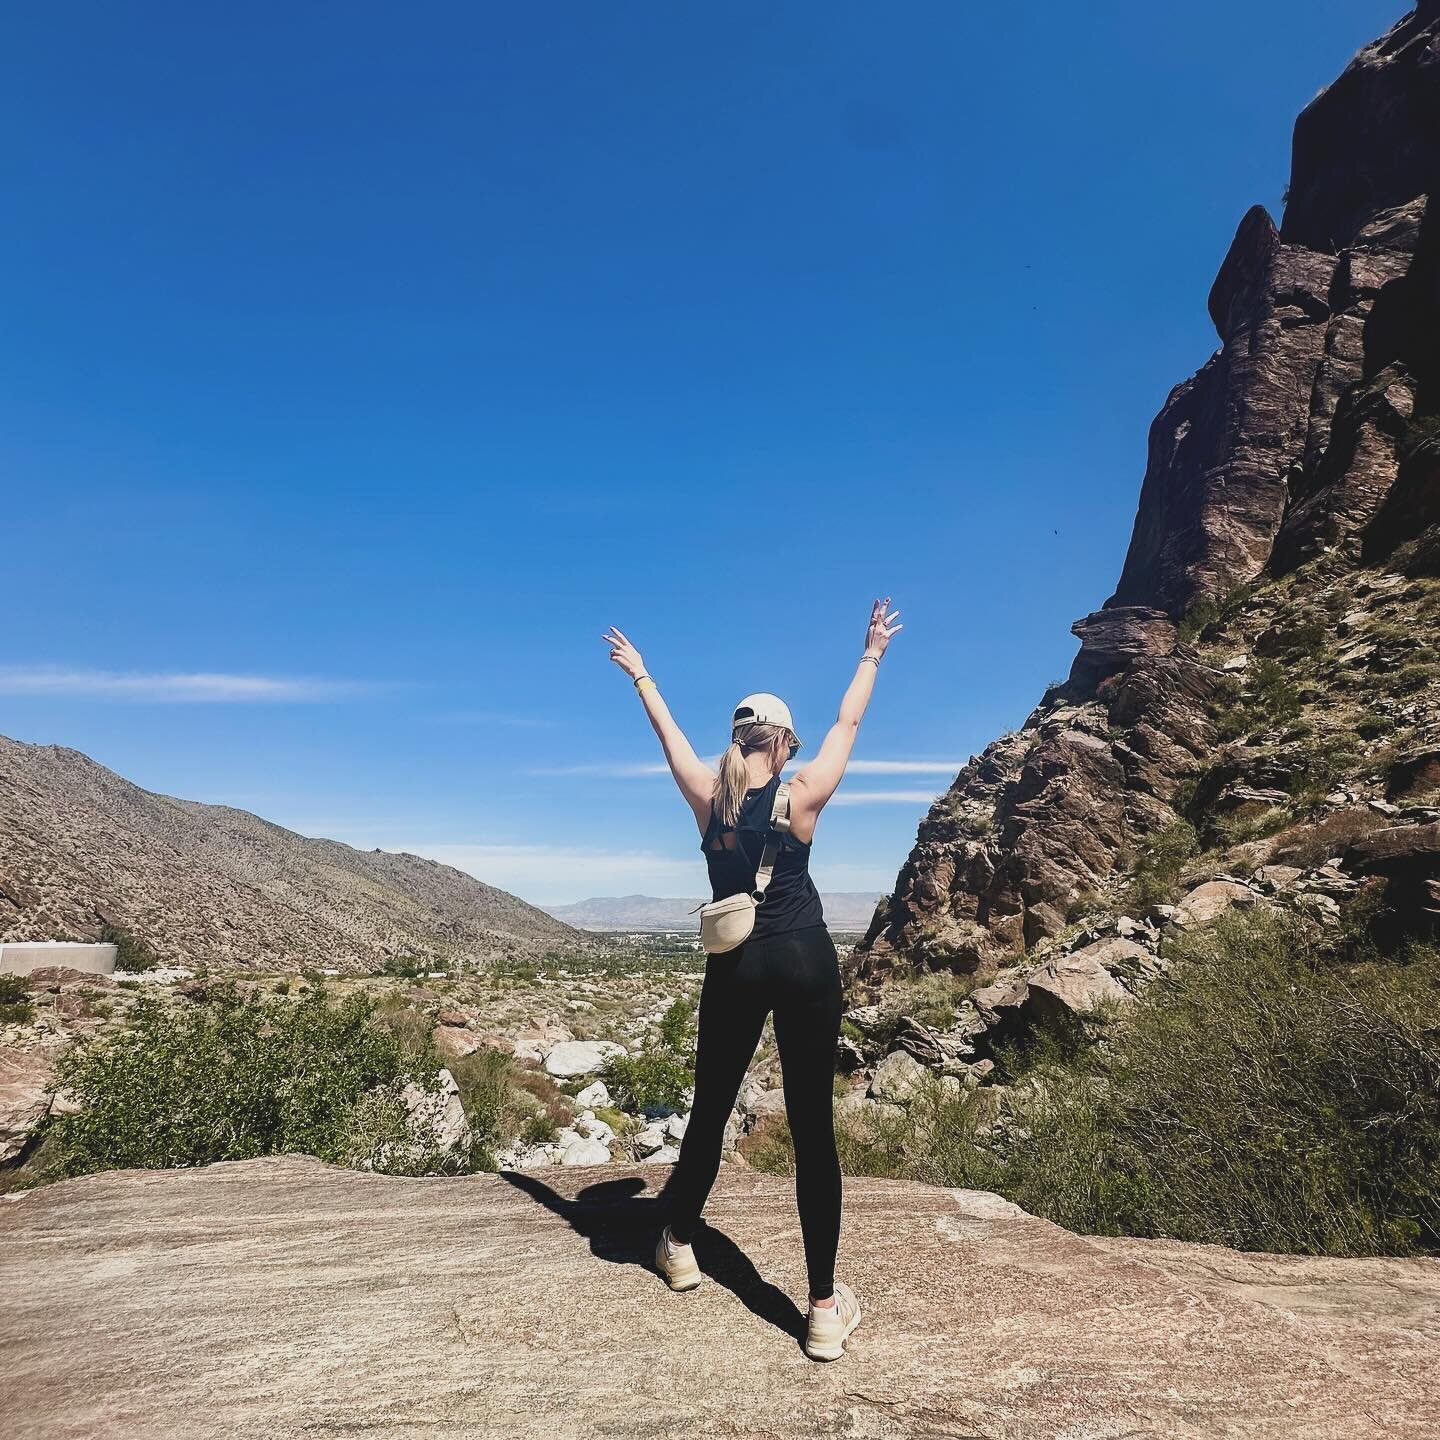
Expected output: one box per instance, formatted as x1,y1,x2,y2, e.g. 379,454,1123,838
2,2,1403,904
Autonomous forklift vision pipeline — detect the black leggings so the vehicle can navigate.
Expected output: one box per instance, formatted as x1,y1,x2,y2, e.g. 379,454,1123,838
662,923,844,1298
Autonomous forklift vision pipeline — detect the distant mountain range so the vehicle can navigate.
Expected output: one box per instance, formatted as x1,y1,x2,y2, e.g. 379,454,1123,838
542,892,885,932
0,735,588,972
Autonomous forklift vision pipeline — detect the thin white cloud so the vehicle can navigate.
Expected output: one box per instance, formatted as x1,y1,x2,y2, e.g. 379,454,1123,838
827,790,940,805
392,841,906,906
0,666,373,703
529,757,959,778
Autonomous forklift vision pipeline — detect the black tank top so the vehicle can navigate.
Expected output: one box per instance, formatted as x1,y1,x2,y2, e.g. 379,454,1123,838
701,775,826,941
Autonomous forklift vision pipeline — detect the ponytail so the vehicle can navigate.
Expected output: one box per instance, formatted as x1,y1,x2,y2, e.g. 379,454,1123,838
713,739,751,828
712,722,794,827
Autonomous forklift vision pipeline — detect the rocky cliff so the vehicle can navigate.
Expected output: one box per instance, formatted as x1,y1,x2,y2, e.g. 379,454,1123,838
3,1156,1437,1439
852,4,1440,985
0,735,587,971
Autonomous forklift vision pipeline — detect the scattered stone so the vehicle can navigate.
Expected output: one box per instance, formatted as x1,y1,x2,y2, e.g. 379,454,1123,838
0,1048,54,1162
431,1025,482,1062
1175,880,1257,927
542,1040,626,1079
867,1049,930,1105
397,1069,471,1158
560,1137,611,1167
574,1080,610,1109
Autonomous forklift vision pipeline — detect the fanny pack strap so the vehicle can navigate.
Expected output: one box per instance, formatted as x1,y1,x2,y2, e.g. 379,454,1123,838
752,783,791,903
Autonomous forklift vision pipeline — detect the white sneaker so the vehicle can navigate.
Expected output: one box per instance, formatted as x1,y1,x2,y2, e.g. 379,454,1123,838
805,1281,862,1361
654,1224,702,1291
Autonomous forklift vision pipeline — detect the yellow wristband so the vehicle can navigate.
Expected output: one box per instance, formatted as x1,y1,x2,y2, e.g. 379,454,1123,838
636,677,658,695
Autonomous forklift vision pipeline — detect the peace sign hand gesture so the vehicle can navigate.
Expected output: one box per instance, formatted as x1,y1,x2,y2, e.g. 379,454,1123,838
863,596,903,658
601,625,647,681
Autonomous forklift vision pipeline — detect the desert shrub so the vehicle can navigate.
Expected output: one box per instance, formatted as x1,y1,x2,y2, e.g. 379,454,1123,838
749,1078,1004,1188
372,994,442,1068
1176,597,1220,643
332,1080,477,1177
520,1111,559,1146
601,1045,692,1113
446,1045,516,1162
656,997,696,1053
100,925,162,973
46,984,462,1179
1251,657,1304,723
600,996,697,1113
1391,661,1440,694
1124,820,1199,910
996,909,1440,1255
884,969,976,1030
0,973,34,1024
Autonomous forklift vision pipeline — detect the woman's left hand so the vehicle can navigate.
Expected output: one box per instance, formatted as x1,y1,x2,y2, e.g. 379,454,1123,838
601,625,647,680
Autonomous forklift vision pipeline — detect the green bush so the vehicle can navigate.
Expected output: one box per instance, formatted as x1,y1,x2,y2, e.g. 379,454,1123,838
601,1046,693,1113
600,995,697,1112
832,910,1440,1257
996,910,1440,1256
0,973,34,1025
100,925,163,974
1124,819,1198,911
656,997,696,1053
45,983,466,1179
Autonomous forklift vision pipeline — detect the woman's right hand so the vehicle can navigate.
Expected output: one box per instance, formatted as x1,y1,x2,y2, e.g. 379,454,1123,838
601,625,647,680
863,596,902,658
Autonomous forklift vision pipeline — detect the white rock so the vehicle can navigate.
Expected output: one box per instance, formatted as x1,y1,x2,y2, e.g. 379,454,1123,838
542,1040,627,1079
642,1144,680,1164
399,1068,471,1154
749,1088,788,1119
868,1050,930,1105
575,1080,611,1109
634,1123,667,1156
577,1115,614,1145
561,1137,612,1166
663,1113,689,1141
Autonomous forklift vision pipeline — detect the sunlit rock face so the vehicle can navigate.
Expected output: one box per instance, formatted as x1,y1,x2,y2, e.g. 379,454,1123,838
852,5,1440,985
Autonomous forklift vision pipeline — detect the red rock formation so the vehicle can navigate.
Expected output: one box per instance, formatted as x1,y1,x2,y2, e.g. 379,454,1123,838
851,6,1440,986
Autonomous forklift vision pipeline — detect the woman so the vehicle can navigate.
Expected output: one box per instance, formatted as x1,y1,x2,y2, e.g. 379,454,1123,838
601,596,902,1362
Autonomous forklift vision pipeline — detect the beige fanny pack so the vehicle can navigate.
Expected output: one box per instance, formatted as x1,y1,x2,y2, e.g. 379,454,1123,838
698,783,792,954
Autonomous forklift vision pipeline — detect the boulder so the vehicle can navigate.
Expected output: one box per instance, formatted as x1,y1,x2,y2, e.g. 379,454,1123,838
399,1069,471,1155
867,1050,930,1105
1347,823,1440,877
431,1025,482,1062
574,1080,610,1109
1174,880,1257,927
3,1157,1439,1437
748,1088,788,1119
0,1048,54,1163
1024,954,1133,1023
632,1123,666,1156
542,1040,626,1079
560,1137,611,1167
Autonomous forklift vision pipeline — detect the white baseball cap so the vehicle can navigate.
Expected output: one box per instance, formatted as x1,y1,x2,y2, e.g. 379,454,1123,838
732,692,801,747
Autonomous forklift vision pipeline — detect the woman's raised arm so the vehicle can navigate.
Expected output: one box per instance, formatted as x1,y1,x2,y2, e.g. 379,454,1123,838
790,597,902,822
602,625,715,831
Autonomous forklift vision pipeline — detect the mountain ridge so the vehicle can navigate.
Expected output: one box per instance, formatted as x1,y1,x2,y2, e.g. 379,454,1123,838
543,892,884,931
0,734,587,971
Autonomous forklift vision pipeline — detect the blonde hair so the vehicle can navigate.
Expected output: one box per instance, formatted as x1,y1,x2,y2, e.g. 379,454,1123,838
712,722,794,828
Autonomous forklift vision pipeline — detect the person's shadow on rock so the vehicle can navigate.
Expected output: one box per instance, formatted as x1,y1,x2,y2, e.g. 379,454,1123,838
499,1170,806,1344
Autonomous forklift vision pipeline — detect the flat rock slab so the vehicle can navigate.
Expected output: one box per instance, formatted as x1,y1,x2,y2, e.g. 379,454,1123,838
2,1157,1438,1439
